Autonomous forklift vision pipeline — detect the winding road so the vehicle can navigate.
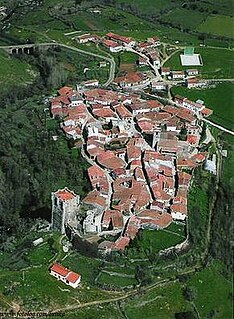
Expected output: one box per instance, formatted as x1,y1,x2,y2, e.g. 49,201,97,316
0,42,116,87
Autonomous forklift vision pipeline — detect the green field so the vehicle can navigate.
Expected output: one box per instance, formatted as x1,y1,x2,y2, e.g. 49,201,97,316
97,272,137,288
125,281,192,319
0,49,37,87
127,223,185,260
198,15,234,38
188,261,233,319
116,0,172,14
164,47,234,79
160,8,208,30
171,83,234,130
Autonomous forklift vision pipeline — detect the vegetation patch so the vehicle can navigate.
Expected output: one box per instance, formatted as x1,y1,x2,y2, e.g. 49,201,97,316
197,15,234,38
187,260,233,319
160,8,208,30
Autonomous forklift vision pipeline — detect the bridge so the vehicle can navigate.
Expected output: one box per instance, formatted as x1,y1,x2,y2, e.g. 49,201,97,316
0,42,59,54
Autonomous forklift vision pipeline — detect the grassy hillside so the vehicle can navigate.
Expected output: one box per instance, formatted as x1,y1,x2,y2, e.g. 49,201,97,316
0,49,38,87
198,15,234,38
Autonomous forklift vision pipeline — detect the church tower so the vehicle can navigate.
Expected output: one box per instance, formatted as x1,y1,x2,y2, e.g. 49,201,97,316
51,188,80,234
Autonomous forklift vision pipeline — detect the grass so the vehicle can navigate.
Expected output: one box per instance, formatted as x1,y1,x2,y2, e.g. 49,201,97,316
128,223,185,259
0,49,37,88
116,0,172,14
98,272,137,288
171,82,234,130
198,15,234,38
124,281,192,319
0,234,113,311
188,260,233,319
221,134,234,188
45,303,121,319
164,47,234,79
160,8,208,30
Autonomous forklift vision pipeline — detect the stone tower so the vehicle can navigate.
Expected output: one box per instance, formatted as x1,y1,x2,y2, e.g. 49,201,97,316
51,187,80,234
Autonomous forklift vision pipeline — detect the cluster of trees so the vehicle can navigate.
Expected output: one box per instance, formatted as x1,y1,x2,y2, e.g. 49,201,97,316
0,46,92,246
210,181,233,271
0,96,90,245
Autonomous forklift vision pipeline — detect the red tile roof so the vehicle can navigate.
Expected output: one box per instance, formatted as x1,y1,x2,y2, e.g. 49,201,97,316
187,134,198,145
51,263,69,277
138,209,172,228
114,72,145,84
55,188,76,201
201,107,213,117
58,86,73,96
114,236,130,250
83,190,106,208
102,209,123,229
115,104,132,119
106,32,134,44
66,271,80,283
102,39,121,48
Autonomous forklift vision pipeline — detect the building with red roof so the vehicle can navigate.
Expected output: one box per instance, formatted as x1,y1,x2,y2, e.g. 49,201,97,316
50,263,81,288
106,32,136,46
114,72,149,88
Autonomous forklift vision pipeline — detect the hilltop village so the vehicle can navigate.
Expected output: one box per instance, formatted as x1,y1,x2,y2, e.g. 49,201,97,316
50,32,213,254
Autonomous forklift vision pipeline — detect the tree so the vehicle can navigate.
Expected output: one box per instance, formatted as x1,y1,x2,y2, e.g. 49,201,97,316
183,286,197,302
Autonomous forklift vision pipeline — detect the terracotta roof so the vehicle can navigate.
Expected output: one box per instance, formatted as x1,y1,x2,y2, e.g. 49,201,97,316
106,32,134,44
191,152,207,163
51,263,80,284
102,209,123,229
83,190,106,208
97,151,126,170
55,188,76,201
115,104,132,119
171,203,187,215
187,134,198,145
92,108,117,119
201,107,213,117
51,263,69,277
66,271,80,283
102,39,121,48
114,236,130,250
138,209,172,228
58,86,73,96
114,72,145,84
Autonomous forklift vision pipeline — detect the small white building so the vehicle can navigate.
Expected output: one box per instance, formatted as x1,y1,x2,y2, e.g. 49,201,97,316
33,238,44,247
50,263,81,289
84,79,99,87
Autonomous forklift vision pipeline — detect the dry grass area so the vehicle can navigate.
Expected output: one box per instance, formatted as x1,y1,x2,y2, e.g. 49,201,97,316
120,63,136,72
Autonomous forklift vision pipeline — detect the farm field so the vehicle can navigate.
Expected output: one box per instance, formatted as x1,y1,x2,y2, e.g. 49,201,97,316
197,15,234,38
171,83,234,130
164,47,234,79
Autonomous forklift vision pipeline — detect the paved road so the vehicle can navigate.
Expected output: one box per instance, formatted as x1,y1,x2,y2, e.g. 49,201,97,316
203,118,234,136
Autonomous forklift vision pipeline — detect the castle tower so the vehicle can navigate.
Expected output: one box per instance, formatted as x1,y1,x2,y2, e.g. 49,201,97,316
51,188,80,234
